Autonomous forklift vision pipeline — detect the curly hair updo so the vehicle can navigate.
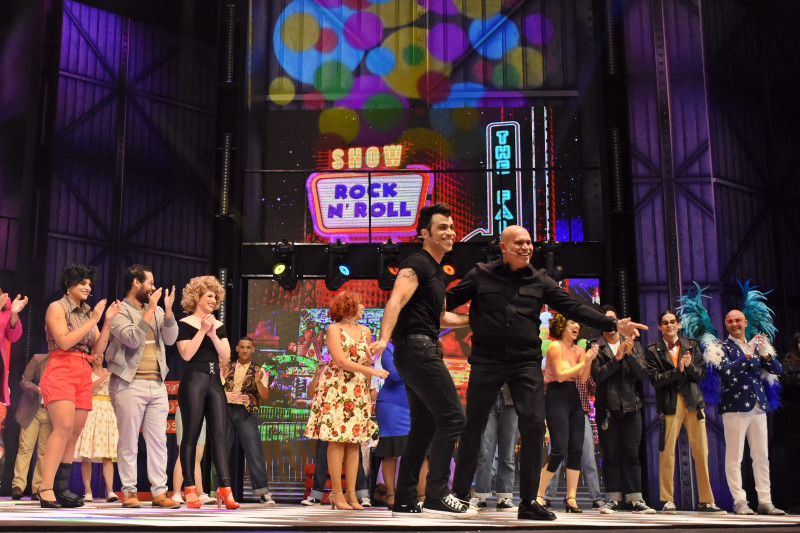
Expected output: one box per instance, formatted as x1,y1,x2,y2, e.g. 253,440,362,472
181,275,225,314
549,312,569,339
329,291,362,322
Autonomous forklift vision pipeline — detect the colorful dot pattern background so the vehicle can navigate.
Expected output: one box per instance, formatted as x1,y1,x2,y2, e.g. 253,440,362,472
268,0,556,111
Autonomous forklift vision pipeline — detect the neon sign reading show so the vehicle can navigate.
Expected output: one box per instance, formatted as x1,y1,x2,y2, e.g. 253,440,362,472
307,147,433,240
464,121,523,240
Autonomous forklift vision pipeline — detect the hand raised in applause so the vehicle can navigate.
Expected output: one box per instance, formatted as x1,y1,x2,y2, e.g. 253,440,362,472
201,313,217,336
617,336,634,361
10,294,29,315
586,343,600,361
148,287,163,309
679,352,691,372
105,300,121,321
90,299,108,324
163,286,176,312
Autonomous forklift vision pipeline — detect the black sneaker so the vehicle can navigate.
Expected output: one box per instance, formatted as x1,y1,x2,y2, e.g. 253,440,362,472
422,494,478,518
518,499,557,521
496,498,517,512
599,501,619,514
468,497,487,511
698,502,727,514
392,501,424,517
632,500,656,514
592,499,605,509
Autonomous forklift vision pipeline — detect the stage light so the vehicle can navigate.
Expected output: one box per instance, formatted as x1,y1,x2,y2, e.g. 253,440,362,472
272,240,297,291
325,240,350,291
442,256,456,277
378,239,401,291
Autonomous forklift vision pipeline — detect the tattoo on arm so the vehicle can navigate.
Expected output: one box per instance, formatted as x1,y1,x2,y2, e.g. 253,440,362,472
398,271,416,279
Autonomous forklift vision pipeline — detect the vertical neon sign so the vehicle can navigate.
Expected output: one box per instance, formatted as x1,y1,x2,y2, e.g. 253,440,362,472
463,121,522,240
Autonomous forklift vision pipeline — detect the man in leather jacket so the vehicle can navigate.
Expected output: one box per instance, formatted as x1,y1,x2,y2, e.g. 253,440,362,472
644,310,723,514
591,305,651,513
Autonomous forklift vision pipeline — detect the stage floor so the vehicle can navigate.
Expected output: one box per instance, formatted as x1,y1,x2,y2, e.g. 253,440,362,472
1,500,799,532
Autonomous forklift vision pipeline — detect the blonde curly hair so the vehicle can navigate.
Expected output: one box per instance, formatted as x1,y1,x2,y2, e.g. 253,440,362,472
181,275,225,314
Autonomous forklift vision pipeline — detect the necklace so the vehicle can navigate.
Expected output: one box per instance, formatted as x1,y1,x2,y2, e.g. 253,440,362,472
340,318,359,326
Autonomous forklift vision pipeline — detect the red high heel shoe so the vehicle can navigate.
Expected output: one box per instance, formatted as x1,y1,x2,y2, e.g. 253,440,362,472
216,487,240,510
184,486,201,509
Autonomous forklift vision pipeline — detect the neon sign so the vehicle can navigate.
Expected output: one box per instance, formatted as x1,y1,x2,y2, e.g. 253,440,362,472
307,164,433,241
330,144,404,170
463,121,523,240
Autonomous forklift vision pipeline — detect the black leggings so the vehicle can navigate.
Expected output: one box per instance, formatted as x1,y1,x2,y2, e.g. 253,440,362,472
544,381,585,471
178,369,231,487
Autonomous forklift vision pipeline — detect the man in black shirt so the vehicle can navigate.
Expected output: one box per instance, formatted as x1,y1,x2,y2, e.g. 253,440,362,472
369,203,474,518
446,225,647,521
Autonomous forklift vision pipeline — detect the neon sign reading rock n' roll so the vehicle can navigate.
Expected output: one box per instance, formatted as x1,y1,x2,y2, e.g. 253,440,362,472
307,145,433,241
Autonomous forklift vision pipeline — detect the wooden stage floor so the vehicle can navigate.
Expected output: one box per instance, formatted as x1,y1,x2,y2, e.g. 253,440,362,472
1,499,799,532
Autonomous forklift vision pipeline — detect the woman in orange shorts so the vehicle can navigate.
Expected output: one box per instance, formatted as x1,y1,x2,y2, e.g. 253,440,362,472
38,264,119,508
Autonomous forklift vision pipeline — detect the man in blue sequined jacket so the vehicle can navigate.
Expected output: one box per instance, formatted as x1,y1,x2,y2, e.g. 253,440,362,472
719,309,784,516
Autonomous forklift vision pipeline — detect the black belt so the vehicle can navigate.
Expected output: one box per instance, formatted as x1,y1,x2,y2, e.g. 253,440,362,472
394,334,437,343
187,360,220,375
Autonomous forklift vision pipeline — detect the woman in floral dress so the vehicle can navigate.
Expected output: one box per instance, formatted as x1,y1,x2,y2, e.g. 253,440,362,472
305,291,388,510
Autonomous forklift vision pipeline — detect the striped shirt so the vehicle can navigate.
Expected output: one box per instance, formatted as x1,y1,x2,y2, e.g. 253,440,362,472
46,295,95,353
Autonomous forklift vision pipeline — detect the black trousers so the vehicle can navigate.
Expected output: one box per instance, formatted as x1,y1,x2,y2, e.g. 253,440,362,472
392,336,465,504
597,409,642,499
178,368,231,487
544,381,584,471
452,360,545,502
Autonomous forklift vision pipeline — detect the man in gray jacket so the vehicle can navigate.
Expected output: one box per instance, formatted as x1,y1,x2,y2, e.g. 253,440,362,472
107,265,179,508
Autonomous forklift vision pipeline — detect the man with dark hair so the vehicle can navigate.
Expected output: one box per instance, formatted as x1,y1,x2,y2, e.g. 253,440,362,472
224,337,274,505
591,305,652,513
644,310,723,514
369,202,476,518
106,265,180,509
446,225,647,521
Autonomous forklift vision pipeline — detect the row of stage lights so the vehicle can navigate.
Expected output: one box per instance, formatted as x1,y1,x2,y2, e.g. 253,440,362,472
271,239,396,292
268,240,562,293
270,238,459,292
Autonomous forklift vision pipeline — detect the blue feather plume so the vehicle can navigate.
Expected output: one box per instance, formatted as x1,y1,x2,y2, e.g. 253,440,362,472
764,378,782,412
677,282,718,339
701,364,722,405
738,279,777,342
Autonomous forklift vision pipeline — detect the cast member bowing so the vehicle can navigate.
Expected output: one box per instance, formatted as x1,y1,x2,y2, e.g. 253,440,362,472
175,275,238,509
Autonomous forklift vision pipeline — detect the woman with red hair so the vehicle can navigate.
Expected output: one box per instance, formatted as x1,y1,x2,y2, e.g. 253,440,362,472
305,291,388,510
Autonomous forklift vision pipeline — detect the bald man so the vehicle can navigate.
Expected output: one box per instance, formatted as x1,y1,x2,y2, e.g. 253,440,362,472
720,310,784,515
446,225,647,521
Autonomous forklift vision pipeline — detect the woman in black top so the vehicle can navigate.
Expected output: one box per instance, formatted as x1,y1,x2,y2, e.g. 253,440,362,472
175,275,238,509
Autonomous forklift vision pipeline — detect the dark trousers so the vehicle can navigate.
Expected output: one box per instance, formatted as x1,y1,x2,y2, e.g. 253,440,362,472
227,404,269,493
178,370,231,487
452,361,545,502
544,381,584,471
310,440,368,497
598,410,643,500
392,336,465,504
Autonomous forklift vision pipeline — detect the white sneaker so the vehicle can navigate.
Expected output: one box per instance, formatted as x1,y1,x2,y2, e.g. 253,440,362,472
106,492,119,503
84,492,93,502
360,497,372,507
260,493,276,505
300,496,321,506
198,493,215,505
171,492,184,504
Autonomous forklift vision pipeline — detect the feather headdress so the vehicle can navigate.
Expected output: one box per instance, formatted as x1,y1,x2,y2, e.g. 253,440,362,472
677,282,724,404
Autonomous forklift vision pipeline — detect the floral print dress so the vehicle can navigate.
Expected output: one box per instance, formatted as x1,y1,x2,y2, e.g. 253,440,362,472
305,328,376,443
